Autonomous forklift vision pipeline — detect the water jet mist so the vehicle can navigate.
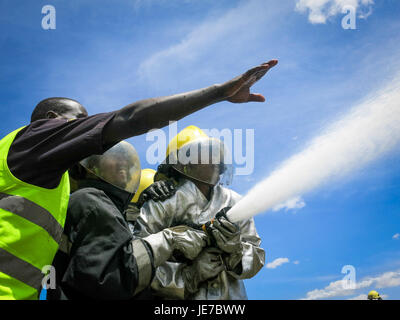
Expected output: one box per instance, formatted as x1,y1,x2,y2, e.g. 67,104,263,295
227,76,400,222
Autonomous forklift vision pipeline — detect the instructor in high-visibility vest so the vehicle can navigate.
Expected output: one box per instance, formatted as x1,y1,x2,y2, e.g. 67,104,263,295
0,60,278,300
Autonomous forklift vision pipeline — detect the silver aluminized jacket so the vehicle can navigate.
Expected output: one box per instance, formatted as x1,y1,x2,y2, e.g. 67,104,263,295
132,179,265,300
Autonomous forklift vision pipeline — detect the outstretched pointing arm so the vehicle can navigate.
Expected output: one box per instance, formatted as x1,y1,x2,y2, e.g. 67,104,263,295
103,60,278,144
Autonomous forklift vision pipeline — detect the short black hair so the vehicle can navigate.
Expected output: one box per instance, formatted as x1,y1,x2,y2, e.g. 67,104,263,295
30,97,82,123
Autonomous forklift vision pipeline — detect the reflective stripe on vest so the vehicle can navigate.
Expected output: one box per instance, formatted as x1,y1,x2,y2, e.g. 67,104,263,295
0,193,63,244
0,248,43,292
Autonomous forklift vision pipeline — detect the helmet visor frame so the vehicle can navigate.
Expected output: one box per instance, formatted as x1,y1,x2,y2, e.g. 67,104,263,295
80,141,141,194
166,137,233,186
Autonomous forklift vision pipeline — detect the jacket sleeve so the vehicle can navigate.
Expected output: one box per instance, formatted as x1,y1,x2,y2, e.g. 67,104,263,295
132,195,191,299
228,217,265,280
61,188,155,299
132,198,173,237
223,190,265,280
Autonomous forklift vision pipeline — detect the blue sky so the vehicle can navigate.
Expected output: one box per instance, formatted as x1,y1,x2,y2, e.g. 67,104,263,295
1,0,400,300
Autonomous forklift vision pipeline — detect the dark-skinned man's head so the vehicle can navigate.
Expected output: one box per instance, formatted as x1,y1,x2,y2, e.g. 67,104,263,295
30,97,88,123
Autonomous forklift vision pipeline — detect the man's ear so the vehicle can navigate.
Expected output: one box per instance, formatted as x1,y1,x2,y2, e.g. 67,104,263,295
46,110,59,119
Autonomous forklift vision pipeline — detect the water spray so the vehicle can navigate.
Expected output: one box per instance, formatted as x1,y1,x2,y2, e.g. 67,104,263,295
224,75,400,223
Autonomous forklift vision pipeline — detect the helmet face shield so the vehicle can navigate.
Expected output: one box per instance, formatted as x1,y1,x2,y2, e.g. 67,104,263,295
80,141,141,193
167,138,233,186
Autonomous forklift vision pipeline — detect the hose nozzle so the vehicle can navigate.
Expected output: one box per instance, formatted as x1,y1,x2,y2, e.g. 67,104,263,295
201,207,232,234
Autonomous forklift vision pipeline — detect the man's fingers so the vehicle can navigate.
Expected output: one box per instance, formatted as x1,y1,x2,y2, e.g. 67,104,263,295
258,60,278,71
246,63,270,76
248,93,265,102
224,59,277,102
245,60,278,79
263,59,278,68
239,60,278,91
241,68,267,87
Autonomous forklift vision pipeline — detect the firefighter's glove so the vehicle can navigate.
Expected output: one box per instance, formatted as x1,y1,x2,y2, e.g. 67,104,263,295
209,216,243,255
141,180,176,203
183,248,225,294
143,225,207,267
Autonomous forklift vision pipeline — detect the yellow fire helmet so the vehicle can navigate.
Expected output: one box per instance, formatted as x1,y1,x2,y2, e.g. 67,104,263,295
164,125,233,186
131,168,156,203
367,290,382,300
166,125,209,157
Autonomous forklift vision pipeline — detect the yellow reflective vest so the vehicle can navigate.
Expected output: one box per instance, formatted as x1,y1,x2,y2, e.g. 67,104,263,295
0,127,70,300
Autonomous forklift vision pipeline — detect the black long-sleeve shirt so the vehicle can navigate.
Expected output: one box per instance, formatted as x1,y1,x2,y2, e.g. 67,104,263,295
6,112,116,189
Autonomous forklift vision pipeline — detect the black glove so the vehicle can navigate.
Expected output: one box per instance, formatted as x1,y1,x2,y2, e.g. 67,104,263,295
209,214,242,254
207,209,243,273
141,180,176,204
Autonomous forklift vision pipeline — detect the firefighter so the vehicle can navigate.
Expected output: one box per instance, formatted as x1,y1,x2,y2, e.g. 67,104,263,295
47,141,208,300
132,126,265,300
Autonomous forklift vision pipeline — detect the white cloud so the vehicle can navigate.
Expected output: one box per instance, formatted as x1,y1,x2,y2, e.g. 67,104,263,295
303,269,400,300
348,293,388,300
347,294,367,300
303,278,372,300
138,2,252,82
137,0,290,87
295,0,374,24
373,271,400,289
272,196,306,212
393,233,400,240
266,257,290,269
293,260,300,265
